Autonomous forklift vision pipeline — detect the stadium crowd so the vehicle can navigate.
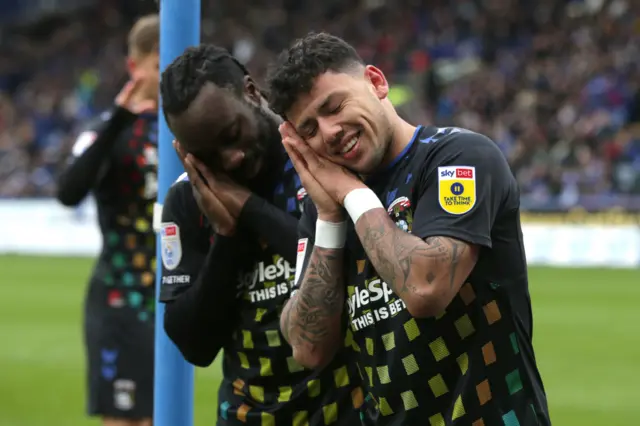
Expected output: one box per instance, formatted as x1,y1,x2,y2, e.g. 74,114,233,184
0,0,638,209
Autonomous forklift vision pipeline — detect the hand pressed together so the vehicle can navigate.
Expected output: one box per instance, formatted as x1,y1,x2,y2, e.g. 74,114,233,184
174,140,251,236
279,122,365,222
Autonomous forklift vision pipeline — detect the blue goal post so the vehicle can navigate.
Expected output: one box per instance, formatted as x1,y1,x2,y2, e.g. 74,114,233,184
153,1,200,425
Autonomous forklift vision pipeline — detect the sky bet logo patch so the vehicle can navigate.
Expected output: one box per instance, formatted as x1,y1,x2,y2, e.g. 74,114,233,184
438,166,476,215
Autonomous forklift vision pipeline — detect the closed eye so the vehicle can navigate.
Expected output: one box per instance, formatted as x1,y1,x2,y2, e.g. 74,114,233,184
305,125,317,138
328,103,343,114
220,119,242,146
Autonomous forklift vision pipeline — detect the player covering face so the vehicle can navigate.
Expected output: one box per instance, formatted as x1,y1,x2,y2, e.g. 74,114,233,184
164,68,281,185
158,45,372,426
268,32,551,426
56,14,160,426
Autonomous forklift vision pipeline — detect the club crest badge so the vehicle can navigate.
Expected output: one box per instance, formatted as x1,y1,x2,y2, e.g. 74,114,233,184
387,196,413,232
113,379,136,411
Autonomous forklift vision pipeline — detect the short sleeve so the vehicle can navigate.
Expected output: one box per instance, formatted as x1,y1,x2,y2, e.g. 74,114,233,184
411,130,516,248
291,197,318,290
159,181,210,302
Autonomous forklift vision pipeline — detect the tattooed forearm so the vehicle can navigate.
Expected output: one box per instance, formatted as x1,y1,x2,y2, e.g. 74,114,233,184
356,209,477,316
280,246,344,367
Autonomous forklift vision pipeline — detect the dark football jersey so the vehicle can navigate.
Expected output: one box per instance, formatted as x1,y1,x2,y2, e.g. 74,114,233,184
296,126,551,426
159,158,366,426
62,109,159,322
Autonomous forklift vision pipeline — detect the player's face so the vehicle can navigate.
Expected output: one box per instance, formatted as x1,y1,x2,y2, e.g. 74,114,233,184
286,66,394,174
130,51,160,102
169,82,280,183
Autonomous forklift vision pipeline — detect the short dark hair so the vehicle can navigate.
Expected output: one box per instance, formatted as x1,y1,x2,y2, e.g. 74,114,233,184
266,32,364,117
128,14,159,57
160,44,249,120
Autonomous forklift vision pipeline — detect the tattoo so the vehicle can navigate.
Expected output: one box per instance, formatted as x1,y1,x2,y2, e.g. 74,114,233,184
283,246,344,352
357,209,473,303
442,237,464,289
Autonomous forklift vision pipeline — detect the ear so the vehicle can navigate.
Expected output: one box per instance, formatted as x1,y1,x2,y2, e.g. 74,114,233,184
243,75,262,105
220,148,246,171
364,65,389,100
150,51,160,68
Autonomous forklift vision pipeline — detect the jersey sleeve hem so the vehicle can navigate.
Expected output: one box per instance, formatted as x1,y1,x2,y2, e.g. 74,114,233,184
159,281,192,302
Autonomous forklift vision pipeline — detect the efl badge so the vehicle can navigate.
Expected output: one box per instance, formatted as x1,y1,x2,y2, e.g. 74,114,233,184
294,238,308,286
438,166,476,215
71,131,97,156
387,196,413,232
161,222,182,271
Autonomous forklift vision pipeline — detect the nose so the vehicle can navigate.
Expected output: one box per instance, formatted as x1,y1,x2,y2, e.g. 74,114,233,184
317,117,343,146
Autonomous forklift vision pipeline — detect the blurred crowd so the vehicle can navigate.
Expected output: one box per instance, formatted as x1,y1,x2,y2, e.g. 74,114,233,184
0,0,639,210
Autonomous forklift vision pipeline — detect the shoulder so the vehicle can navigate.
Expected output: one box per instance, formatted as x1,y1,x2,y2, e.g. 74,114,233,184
411,126,514,195
90,109,116,128
163,177,200,224
421,126,496,152
446,127,501,155
70,108,130,155
416,126,506,169
165,177,193,208
174,171,189,184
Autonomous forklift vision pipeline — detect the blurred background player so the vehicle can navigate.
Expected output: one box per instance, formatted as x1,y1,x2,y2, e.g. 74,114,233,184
158,45,370,426
55,14,159,426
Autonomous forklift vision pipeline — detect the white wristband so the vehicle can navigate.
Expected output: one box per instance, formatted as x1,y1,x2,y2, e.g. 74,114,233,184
344,188,384,225
315,220,347,249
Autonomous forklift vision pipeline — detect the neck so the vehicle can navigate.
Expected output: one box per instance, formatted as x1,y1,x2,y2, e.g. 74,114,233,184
382,117,419,168
359,118,417,181
247,126,286,198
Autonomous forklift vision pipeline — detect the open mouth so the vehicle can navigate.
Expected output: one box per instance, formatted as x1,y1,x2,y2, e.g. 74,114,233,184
339,131,361,159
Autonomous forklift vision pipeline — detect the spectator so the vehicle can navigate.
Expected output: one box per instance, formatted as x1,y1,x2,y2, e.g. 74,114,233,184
0,0,638,209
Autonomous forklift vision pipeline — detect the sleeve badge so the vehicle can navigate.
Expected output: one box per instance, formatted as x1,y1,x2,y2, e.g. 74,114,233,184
437,166,476,215
160,222,182,271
